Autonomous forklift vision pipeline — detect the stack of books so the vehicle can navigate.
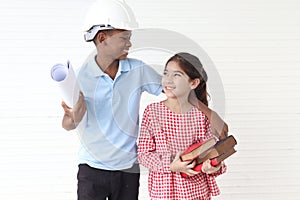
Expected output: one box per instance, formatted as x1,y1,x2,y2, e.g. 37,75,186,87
180,135,237,177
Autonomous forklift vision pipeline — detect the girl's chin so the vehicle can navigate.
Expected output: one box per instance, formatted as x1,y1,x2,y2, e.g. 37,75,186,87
163,91,176,97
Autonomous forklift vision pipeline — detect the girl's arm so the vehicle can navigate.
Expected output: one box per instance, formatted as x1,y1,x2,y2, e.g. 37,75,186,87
137,108,171,173
137,127,170,172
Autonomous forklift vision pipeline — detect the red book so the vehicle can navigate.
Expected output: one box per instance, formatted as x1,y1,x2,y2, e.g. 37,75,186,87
195,147,237,170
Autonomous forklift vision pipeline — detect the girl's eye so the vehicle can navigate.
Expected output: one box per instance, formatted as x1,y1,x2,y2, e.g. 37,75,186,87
174,73,181,77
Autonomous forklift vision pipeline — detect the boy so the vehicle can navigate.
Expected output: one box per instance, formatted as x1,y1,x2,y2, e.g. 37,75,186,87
61,0,228,199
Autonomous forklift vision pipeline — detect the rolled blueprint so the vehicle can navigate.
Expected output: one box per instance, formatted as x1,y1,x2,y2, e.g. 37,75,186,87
51,61,80,108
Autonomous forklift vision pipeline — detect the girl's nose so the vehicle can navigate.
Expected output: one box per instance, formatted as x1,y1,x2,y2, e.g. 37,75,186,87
165,75,173,84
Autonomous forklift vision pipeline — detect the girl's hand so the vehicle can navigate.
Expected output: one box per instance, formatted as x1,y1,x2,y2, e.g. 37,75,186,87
170,152,200,177
201,160,223,174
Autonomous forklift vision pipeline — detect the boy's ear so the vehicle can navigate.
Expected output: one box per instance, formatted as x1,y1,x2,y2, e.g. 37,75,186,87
95,32,107,44
190,78,200,89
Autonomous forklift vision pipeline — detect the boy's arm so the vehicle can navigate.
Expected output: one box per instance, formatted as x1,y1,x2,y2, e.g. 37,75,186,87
198,101,228,139
189,93,228,139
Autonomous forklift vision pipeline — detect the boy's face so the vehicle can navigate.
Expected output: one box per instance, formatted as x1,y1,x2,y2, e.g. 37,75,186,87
105,30,132,60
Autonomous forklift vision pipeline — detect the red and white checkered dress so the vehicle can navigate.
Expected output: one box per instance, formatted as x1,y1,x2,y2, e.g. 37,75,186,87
138,101,226,200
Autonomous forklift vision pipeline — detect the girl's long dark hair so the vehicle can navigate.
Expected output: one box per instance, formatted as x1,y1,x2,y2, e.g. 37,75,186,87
165,52,209,106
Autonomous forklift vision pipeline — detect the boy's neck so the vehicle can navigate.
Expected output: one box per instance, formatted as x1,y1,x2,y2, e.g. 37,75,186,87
96,55,119,80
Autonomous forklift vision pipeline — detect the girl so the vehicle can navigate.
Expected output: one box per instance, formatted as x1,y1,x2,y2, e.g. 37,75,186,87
137,52,226,200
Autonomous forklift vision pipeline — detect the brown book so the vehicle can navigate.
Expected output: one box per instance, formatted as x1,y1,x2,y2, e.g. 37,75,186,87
180,136,237,178
181,146,237,178
196,135,237,164
210,147,237,166
180,138,216,162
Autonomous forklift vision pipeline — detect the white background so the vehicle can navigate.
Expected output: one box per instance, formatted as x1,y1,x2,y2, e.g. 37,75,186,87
0,0,300,199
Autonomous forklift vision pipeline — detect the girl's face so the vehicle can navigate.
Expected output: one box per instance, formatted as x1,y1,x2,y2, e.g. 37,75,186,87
162,61,199,100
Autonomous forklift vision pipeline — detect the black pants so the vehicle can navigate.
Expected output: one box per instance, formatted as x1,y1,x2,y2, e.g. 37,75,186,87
77,164,140,200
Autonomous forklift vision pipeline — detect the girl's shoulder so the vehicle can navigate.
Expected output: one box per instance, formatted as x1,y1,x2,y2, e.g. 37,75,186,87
189,106,209,123
144,101,168,118
191,105,206,115
145,101,164,112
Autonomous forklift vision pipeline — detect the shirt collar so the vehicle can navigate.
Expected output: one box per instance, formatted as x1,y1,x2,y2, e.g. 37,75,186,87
88,56,130,77
119,59,130,73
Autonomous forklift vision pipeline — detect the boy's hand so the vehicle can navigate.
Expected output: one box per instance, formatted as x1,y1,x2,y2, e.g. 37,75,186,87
72,92,86,125
61,91,86,130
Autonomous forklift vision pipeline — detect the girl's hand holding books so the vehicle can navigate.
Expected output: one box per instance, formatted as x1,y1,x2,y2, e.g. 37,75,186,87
170,152,200,177
201,160,223,174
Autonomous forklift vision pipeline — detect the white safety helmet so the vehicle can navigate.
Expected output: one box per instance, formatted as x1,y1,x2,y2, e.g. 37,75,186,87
83,0,139,42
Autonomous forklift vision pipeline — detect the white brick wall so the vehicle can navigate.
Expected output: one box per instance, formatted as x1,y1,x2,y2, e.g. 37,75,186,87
0,0,299,199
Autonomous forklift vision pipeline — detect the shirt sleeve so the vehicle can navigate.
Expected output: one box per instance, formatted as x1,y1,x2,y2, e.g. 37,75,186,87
141,63,162,96
137,106,171,173
205,163,227,196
